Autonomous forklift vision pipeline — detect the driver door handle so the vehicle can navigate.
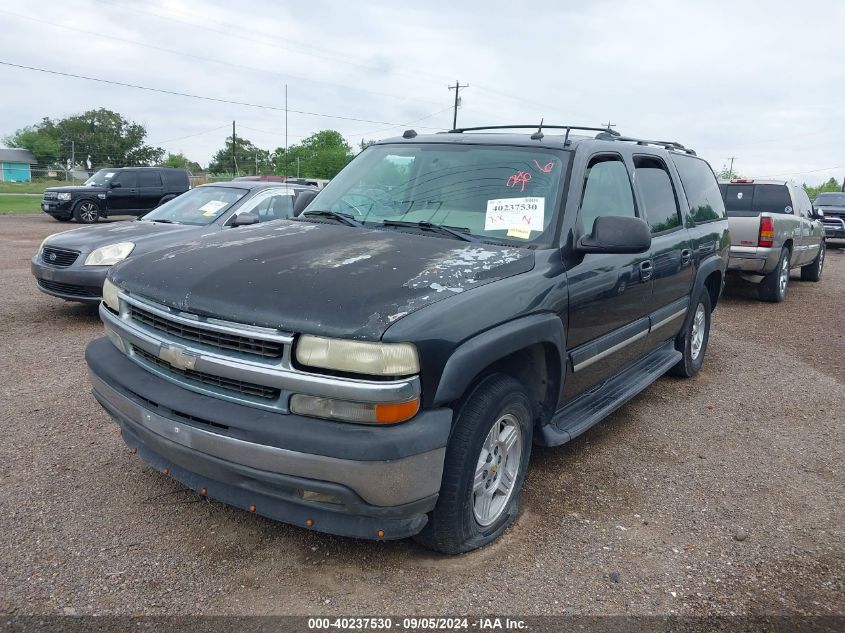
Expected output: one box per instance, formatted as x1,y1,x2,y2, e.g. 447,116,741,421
680,248,692,265
639,260,653,282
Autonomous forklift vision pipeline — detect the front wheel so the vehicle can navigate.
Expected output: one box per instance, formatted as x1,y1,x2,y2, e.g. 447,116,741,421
72,200,100,224
800,242,825,282
414,374,533,554
669,288,712,378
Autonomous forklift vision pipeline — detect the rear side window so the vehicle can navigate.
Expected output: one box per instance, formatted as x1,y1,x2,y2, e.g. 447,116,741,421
138,171,162,187
633,156,681,233
579,156,637,234
751,185,792,214
670,154,725,223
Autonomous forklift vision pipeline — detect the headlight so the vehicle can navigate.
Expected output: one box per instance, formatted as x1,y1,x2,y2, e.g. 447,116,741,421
296,335,419,376
57,192,72,201
37,237,50,255
102,278,120,312
84,242,135,266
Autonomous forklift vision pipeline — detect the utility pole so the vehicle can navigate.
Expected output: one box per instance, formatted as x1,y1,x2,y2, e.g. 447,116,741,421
448,80,469,130
232,120,237,178
255,150,258,175
728,156,736,175
841,175,844,192
284,83,288,180
602,121,616,131
297,157,300,178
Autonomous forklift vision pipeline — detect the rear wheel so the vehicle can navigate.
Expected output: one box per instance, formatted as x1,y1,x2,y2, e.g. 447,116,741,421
413,374,533,554
758,247,790,302
800,242,825,282
72,200,100,224
669,288,712,378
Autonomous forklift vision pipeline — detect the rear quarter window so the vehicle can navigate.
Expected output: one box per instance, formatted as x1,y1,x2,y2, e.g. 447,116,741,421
670,154,726,223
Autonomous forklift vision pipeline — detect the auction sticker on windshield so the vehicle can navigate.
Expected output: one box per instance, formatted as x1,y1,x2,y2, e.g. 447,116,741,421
485,197,545,231
198,200,229,215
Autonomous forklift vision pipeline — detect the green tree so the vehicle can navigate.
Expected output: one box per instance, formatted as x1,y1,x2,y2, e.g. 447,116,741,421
273,130,354,179
161,152,202,173
715,165,740,180
803,177,842,201
208,136,272,176
4,109,163,168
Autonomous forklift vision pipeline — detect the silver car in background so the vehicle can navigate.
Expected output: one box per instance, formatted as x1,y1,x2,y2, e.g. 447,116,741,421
719,179,825,302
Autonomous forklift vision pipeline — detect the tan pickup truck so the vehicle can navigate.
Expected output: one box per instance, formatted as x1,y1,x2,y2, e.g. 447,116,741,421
719,179,826,302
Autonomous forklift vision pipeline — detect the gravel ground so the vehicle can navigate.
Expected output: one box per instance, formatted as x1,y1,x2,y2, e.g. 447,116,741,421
1,214,843,617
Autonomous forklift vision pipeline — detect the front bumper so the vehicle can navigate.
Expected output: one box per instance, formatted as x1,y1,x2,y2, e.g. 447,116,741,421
823,218,845,239
41,199,73,218
727,245,778,274
31,256,107,303
86,337,452,540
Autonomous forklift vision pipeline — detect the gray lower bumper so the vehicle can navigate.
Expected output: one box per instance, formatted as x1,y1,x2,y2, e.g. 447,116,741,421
90,369,445,539
31,256,106,303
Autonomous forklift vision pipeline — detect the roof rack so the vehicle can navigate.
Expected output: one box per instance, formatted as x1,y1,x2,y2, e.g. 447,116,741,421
598,133,697,155
446,124,621,145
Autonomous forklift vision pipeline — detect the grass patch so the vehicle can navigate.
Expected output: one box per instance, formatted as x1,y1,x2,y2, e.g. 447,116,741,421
0,180,72,194
0,195,43,214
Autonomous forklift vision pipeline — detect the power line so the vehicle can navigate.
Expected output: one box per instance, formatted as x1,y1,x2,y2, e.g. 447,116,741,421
0,61,445,129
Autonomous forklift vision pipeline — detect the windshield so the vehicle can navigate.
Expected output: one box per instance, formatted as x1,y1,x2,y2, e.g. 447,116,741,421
307,143,569,243
83,169,117,187
814,193,845,206
142,186,248,225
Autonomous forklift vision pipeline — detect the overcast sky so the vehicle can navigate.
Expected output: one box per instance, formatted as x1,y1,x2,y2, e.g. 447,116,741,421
1,0,843,183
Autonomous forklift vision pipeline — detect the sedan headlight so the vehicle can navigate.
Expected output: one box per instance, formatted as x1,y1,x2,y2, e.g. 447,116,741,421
84,242,135,266
102,278,120,312
37,237,50,255
57,192,72,201
296,335,419,376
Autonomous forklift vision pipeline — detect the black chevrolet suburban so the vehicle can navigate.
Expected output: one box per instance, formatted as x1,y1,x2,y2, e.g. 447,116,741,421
85,125,729,553
42,167,190,223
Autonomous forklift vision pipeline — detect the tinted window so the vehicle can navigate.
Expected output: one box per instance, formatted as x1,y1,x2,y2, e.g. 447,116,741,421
112,170,137,188
633,156,680,233
142,186,247,226
580,156,637,234
138,171,162,187
751,185,792,214
723,184,754,212
671,154,725,223
814,193,845,206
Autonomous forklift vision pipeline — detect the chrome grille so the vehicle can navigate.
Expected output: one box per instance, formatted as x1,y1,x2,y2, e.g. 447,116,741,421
128,303,284,358
132,345,280,400
43,191,58,200
42,246,80,267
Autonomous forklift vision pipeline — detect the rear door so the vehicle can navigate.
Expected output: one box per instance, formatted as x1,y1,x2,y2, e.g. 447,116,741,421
137,170,166,212
632,154,693,342
563,153,653,400
106,170,138,212
792,185,821,264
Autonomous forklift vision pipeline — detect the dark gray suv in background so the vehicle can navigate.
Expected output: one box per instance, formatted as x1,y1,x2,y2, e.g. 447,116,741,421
41,167,191,223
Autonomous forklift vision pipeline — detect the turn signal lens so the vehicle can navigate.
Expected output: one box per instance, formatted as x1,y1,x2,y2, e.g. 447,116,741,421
290,394,419,425
759,217,775,248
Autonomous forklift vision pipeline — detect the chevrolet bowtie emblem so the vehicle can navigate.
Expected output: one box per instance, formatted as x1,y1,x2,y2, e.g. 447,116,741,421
159,344,198,371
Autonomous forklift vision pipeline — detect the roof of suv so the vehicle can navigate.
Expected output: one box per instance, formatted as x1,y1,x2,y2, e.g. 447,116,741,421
376,125,697,155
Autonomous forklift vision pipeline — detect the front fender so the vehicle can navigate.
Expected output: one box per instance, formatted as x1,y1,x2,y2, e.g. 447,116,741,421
433,313,566,407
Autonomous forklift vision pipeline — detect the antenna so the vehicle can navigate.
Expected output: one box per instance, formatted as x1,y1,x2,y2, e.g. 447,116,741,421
530,118,545,140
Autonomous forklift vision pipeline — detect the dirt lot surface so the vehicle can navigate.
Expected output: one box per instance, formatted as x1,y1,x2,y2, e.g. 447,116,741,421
1,214,843,617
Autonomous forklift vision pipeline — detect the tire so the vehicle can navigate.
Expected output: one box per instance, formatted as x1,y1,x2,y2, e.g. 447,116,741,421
413,374,533,554
72,200,100,224
669,288,712,378
758,247,790,302
800,242,825,282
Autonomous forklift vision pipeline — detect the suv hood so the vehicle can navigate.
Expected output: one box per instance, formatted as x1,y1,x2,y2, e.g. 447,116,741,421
110,220,535,340
44,185,106,194
44,220,199,253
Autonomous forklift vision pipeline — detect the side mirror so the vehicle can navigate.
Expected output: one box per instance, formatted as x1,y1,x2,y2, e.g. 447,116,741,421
293,190,319,216
812,209,824,219
230,212,259,227
109,181,121,188
576,215,652,254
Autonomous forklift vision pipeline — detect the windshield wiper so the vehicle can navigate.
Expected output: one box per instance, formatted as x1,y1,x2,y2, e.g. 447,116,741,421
301,210,362,227
381,220,477,242
147,218,174,224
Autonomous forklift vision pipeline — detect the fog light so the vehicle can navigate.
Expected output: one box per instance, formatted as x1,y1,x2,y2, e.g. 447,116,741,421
290,394,419,425
301,490,342,505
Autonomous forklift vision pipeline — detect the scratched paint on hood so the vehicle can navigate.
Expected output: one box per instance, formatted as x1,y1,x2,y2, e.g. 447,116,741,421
405,246,526,294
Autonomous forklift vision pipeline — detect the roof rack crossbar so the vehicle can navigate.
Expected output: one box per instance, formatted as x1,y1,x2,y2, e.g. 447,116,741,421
607,135,696,155
448,124,620,137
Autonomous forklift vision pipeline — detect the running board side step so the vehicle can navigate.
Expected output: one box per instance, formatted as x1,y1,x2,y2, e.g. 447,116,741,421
537,341,681,447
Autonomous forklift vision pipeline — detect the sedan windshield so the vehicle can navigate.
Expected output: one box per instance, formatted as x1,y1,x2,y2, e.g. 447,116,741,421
307,143,569,243
83,169,117,187
142,186,247,225
814,193,845,206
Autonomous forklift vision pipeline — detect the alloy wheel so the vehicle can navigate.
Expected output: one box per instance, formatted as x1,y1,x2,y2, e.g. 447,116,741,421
473,413,523,527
